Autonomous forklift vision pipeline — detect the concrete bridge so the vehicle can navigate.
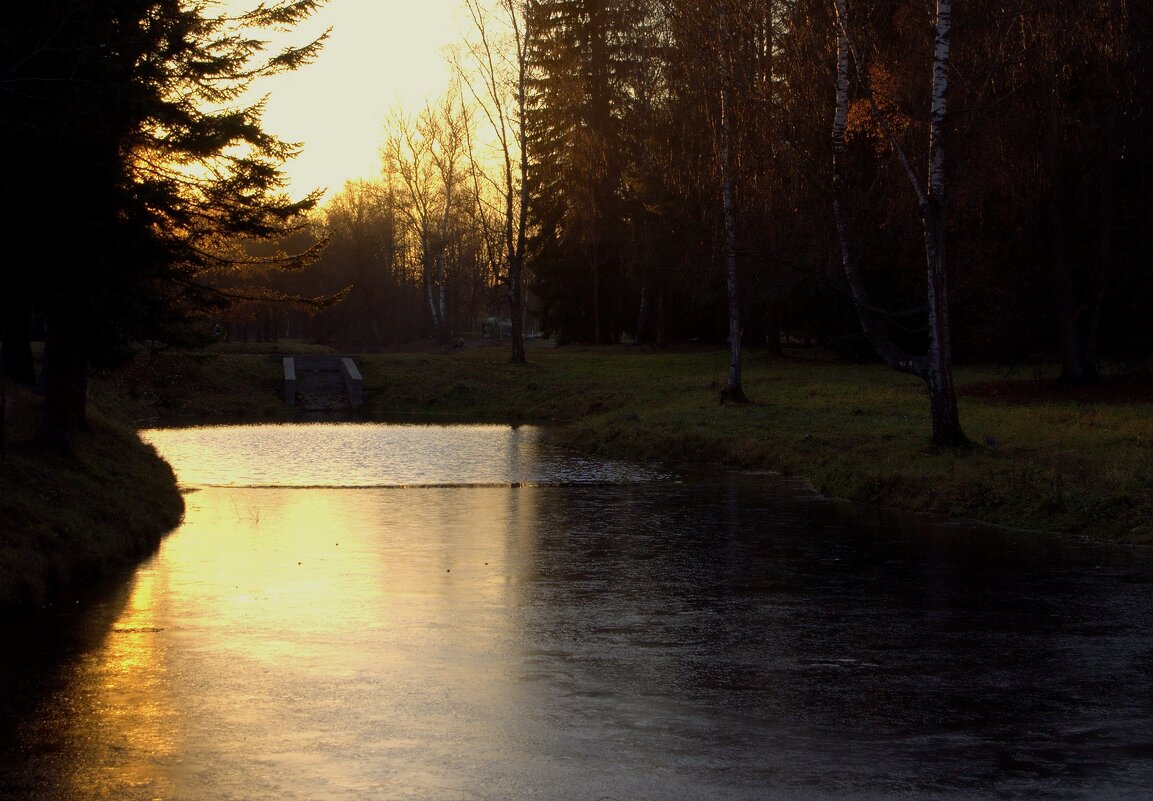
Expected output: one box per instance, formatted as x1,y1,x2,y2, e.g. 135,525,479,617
283,355,363,411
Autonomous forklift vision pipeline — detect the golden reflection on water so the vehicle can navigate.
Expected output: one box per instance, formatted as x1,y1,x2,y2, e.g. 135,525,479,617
139,423,557,489
48,478,543,800
53,564,181,799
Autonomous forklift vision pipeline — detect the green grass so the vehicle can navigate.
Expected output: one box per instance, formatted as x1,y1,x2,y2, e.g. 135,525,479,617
5,336,1144,608
106,340,1150,543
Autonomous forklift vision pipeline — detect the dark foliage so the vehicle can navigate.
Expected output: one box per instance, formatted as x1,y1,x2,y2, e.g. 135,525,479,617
0,1,328,447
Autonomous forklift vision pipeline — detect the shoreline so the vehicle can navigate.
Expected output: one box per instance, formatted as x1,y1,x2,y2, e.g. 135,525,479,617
3,341,1149,611
108,342,1153,544
0,384,185,613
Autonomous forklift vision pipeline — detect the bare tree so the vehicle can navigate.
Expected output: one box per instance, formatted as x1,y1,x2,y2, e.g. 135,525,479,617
382,90,471,341
831,0,968,447
455,0,533,363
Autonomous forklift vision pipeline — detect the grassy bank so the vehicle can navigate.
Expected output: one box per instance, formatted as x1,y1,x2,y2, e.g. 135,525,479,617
0,383,185,611
98,341,1153,544
4,339,1143,611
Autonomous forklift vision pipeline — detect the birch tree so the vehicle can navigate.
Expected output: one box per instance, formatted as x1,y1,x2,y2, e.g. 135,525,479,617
382,91,471,341
831,0,968,447
717,0,747,402
456,0,533,363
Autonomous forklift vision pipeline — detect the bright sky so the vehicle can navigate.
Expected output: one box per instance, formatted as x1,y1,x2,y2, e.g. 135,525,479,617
248,0,466,202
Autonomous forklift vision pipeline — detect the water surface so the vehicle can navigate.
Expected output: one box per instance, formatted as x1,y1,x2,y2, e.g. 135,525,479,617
141,422,665,487
1,423,1151,800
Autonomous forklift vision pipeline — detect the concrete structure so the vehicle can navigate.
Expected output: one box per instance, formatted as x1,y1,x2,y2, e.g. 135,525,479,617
282,357,297,405
340,357,364,408
283,355,363,411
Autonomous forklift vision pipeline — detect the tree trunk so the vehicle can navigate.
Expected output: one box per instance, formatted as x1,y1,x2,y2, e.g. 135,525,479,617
591,239,602,344
425,250,442,339
920,0,967,447
1084,111,1118,376
508,257,526,363
1046,197,1092,383
634,281,649,345
719,1,746,402
923,199,966,447
1044,96,1098,384
437,251,448,340
655,288,667,349
832,0,968,447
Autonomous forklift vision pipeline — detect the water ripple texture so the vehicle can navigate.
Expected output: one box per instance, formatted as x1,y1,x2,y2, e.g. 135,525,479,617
141,423,666,488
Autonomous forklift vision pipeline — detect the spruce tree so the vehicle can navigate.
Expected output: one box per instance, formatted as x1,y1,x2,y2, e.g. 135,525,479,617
0,1,327,449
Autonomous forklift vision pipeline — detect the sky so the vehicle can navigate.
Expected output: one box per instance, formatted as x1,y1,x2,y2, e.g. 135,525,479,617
246,0,466,202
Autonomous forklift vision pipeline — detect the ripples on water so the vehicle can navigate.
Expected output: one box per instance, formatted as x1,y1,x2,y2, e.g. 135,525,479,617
141,423,666,488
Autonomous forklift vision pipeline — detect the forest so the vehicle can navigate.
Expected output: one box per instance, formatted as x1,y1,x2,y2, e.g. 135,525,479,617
243,1,1151,391
1,0,1150,448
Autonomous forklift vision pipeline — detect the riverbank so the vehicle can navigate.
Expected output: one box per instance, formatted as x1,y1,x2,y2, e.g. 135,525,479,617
0,383,185,611
102,341,1152,544
2,338,1147,612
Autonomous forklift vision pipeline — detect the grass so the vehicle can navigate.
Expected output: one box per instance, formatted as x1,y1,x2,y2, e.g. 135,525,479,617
0,382,185,611
97,339,1153,544
4,337,1148,611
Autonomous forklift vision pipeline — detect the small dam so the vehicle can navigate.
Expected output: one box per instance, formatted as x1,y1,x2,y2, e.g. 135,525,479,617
283,355,363,411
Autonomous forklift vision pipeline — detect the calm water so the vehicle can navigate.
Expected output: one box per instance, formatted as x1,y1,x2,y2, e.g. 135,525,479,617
2,423,1152,800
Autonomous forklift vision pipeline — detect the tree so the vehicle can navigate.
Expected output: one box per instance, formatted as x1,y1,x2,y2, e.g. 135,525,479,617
831,0,969,447
382,91,472,342
0,0,328,450
717,0,747,401
456,0,534,363
526,0,642,343
316,180,405,347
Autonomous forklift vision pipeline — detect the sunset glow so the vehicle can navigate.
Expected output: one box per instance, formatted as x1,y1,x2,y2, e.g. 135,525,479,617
243,0,466,201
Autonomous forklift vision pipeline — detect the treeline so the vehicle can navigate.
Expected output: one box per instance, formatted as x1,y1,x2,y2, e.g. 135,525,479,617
269,0,1152,378
2,1,1150,448
517,0,1152,368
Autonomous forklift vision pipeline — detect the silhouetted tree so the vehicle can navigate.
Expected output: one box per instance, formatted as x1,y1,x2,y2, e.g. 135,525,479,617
457,0,534,363
0,0,327,450
382,91,473,343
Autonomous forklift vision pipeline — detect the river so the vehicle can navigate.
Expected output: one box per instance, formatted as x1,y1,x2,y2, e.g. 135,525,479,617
1,423,1151,800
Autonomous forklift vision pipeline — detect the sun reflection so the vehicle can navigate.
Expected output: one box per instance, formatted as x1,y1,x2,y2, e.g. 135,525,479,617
32,422,664,798
56,566,182,799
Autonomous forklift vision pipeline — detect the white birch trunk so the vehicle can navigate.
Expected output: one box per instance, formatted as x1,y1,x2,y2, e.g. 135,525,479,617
921,0,966,447
719,0,745,401
424,235,440,331
437,250,447,331
831,0,967,446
